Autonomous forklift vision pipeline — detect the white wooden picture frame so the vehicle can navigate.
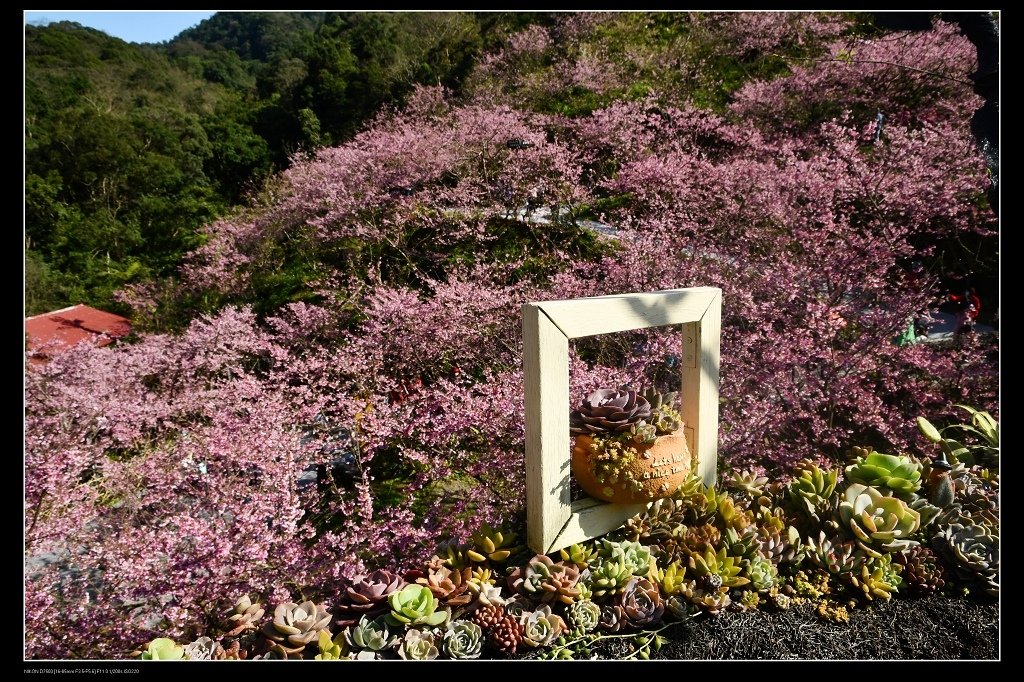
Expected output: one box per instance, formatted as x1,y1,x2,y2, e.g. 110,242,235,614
523,287,722,554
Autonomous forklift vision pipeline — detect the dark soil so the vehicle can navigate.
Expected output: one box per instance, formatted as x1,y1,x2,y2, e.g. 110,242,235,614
517,594,998,660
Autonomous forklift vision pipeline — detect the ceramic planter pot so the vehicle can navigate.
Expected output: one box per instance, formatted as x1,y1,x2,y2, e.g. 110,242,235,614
571,428,692,504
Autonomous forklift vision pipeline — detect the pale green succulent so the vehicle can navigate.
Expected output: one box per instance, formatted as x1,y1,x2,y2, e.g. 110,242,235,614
140,637,184,660
845,452,922,497
746,556,778,592
520,606,566,648
386,585,449,627
837,483,921,558
346,615,398,652
398,629,440,660
725,469,769,498
688,547,750,588
565,599,601,633
314,630,348,660
585,557,635,597
932,523,999,597
788,463,839,522
596,539,651,576
443,621,483,659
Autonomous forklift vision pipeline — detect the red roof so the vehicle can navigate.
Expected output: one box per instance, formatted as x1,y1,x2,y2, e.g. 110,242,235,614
25,304,131,360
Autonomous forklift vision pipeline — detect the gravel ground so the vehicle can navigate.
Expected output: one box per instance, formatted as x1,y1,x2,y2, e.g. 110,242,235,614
515,593,998,661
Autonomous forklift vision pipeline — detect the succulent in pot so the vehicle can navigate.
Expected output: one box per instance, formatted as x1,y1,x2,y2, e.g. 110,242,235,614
570,386,692,503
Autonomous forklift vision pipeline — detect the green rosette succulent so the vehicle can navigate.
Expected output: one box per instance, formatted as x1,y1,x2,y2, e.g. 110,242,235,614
507,554,581,604
654,561,688,596
398,629,439,660
845,451,922,497
746,555,778,592
788,463,839,522
443,620,483,659
345,614,398,652
932,523,999,597
386,584,449,627
520,605,566,648
837,483,921,558
585,557,634,598
565,599,601,633
596,539,651,576
688,547,750,588
141,637,184,660
467,523,519,563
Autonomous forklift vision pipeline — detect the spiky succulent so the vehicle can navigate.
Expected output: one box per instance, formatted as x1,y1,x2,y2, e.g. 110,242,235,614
467,524,519,563
437,540,471,569
263,601,333,654
845,451,922,497
722,526,760,560
141,638,184,660
443,620,483,659
565,599,602,633
619,578,665,627
225,595,266,636
345,614,398,652
596,539,651,575
519,606,566,648
182,637,221,661
559,542,599,569
725,469,769,499
805,531,866,577
585,558,635,598
896,546,948,595
314,630,348,660
846,555,902,601
788,463,839,522
837,483,921,557
488,612,522,655
386,584,449,627
397,629,439,660
931,523,999,596
654,561,688,596
746,556,778,592
336,570,405,624
688,547,750,588
570,387,652,435
642,386,682,434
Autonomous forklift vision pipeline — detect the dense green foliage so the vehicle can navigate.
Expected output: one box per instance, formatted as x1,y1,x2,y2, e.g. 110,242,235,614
24,12,495,315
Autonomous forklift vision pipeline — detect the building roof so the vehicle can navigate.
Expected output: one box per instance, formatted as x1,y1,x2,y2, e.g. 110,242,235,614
25,304,131,360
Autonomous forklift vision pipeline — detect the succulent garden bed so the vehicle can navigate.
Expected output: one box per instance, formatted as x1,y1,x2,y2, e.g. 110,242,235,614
136,407,999,661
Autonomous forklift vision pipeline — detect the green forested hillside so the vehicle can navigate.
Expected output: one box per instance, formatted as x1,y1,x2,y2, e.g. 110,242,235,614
24,12,497,315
